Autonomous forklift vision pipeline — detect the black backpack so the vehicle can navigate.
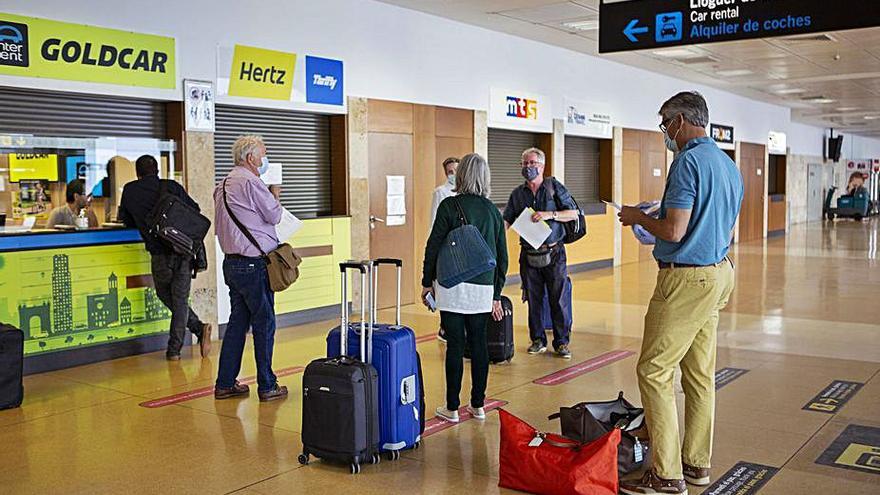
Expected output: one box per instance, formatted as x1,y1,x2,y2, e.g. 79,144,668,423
147,180,211,256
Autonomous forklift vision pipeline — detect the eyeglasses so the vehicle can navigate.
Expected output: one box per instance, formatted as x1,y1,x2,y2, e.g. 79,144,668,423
659,114,680,134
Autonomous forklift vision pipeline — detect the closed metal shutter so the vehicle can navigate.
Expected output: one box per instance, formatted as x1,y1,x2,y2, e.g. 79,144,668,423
214,105,332,218
0,86,166,138
564,135,600,204
487,128,539,205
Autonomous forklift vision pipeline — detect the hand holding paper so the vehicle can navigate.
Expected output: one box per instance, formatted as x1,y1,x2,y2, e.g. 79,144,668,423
511,207,551,250
276,208,303,242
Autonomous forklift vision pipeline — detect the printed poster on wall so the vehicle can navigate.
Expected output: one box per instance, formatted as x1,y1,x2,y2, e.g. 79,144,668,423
489,87,552,133
564,98,612,139
184,80,215,132
768,131,787,155
0,12,176,89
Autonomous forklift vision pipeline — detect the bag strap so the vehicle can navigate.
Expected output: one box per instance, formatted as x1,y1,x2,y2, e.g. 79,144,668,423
548,177,581,213
222,179,267,257
452,196,468,226
534,432,584,450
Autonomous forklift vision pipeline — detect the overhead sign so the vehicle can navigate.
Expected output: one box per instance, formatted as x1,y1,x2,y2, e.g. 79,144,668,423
564,98,612,139
599,0,880,54
710,123,734,149
0,13,175,88
768,131,787,155
305,55,343,106
228,44,296,101
489,87,552,133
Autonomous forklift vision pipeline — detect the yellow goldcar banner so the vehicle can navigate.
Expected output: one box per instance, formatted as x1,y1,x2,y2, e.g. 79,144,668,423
228,44,296,100
0,13,175,89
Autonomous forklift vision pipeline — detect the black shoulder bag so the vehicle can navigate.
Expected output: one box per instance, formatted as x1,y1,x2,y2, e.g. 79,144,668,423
147,180,211,256
546,177,587,244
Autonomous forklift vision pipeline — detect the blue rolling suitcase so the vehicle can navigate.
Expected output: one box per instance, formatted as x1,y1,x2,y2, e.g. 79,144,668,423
541,276,572,331
327,258,422,460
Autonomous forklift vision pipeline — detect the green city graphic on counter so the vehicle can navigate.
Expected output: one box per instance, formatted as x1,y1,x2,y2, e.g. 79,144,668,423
0,242,170,355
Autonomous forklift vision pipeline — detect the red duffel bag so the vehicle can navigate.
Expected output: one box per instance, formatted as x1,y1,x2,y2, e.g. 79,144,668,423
499,409,620,495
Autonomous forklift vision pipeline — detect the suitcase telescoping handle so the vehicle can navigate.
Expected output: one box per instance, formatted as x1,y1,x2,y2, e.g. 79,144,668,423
339,261,369,363
370,258,403,327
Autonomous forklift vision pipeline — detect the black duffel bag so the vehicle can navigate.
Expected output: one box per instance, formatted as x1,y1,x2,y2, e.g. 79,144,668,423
546,177,587,244
549,391,650,474
147,180,211,257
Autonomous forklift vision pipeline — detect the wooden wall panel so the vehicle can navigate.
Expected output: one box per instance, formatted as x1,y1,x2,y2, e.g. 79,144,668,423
330,114,349,215
565,210,616,265
412,105,437,297
739,142,766,242
768,197,786,232
435,107,473,139
368,99,413,134
621,149,641,265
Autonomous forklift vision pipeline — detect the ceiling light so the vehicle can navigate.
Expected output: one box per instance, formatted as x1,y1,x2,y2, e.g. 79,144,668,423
837,107,859,112
775,88,806,95
864,115,880,120
715,69,754,77
652,48,701,59
562,19,599,31
802,96,836,104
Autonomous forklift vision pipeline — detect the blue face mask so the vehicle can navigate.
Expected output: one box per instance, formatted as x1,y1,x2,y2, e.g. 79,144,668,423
446,174,456,187
664,116,682,154
522,166,540,181
258,156,271,175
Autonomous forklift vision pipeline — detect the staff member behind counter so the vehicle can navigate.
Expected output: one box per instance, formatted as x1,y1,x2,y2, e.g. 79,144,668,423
46,179,99,229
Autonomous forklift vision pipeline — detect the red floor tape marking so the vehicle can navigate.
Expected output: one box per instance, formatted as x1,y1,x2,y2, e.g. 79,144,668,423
423,399,508,437
416,333,438,344
533,350,635,386
139,365,305,408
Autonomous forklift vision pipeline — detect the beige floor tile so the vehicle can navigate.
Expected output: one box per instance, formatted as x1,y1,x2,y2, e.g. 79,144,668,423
760,467,880,495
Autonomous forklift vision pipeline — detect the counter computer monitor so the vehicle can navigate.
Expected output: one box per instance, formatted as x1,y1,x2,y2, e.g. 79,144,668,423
64,155,106,197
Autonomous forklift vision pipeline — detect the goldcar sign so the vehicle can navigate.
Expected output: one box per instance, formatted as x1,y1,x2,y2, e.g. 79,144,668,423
0,13,175,89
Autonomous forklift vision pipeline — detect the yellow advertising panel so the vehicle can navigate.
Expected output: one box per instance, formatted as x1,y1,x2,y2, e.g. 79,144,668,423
8,153,59,181
0,13,175,89
228,44,296,100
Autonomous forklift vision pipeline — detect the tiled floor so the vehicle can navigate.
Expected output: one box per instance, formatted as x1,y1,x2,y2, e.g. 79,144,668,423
2,219,879,494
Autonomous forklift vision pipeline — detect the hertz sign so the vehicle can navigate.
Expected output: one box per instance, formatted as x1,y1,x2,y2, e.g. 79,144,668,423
0,12,175,89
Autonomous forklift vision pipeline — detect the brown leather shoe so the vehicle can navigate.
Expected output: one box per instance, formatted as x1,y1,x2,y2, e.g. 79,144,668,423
214,381,250,400
258,384,289,402
199,323,212,358
620,471,688,495
683,462,711,486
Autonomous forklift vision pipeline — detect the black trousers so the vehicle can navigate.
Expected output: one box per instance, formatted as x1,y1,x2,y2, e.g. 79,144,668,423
521,244,571,349
440,311,490,410
151,253,204,355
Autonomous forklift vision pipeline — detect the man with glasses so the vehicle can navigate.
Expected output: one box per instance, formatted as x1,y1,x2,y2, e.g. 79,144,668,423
618,92,743,495
503,147,579,359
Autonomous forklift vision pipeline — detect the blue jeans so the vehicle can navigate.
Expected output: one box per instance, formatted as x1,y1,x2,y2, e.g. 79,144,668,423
216,256,277,393
521,244,571,349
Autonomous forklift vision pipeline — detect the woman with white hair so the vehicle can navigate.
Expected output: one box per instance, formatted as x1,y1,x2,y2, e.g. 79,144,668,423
421,153,508,422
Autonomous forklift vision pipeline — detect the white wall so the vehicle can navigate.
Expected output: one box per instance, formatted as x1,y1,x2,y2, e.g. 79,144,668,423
4,0,880,157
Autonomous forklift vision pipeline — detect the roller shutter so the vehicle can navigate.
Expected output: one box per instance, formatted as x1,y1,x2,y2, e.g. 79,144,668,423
563,135,600,204
214,105,332,218
487,128,539,205
0,86,166,138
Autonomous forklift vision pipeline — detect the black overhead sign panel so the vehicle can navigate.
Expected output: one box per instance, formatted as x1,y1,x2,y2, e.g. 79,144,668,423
599,0,880,54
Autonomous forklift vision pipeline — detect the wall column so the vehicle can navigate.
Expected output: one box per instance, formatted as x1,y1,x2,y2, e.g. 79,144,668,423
552,118,565,183
612,126,623,267
473,110,488,158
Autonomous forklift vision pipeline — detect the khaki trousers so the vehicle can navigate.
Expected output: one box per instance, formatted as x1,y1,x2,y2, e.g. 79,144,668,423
638,259,735,479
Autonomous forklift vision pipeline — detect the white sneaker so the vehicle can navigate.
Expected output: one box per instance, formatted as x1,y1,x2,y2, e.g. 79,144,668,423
435,406,460,423
466,405,486,420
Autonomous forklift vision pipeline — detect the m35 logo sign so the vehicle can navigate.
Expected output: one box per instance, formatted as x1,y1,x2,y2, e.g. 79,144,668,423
506,96,537,120
0,12,175,88
0,20,28,67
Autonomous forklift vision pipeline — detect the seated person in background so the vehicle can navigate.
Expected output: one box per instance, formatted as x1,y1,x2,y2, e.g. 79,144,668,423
46,179,99,228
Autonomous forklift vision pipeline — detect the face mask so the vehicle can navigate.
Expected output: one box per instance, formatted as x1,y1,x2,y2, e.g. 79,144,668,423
522,166,540,181
664,116,682,154
446,174,456,187
258,156,270,175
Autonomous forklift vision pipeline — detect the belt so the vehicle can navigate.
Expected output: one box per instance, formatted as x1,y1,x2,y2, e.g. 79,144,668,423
226,254,263,261
658,257,731,269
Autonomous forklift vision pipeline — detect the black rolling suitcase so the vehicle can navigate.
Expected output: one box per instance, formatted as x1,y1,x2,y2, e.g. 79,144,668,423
299,262,380,474
0,324,24,410
464,295,514,364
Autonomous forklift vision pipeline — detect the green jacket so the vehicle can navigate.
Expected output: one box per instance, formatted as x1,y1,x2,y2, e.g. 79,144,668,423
422,194,508,299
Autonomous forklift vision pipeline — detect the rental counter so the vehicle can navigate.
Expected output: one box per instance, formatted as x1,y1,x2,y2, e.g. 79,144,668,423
0,228,171,374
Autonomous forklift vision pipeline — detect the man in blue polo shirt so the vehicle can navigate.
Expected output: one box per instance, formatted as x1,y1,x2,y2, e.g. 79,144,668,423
618,92,743,495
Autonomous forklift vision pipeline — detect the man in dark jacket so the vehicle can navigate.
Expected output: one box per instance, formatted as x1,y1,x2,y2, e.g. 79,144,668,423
118,155,212,361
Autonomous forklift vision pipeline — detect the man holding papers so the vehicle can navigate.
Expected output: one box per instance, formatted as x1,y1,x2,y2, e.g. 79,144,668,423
503,147,579,359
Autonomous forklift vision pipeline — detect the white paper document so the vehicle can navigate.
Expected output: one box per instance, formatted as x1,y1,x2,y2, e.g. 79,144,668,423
603,200,622,211
511,207,551,250
261,162,283,186
386,175,405,196
387,214,406,226
275,208,303,241
387,194,406,216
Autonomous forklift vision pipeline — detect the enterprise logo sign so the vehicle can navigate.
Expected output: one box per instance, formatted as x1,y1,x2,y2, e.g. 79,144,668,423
0,20,28,67
306,55,343,106
506,96,537,120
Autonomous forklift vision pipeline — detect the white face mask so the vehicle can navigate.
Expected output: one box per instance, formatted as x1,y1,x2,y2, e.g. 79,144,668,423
258,156,270,175
446,174,455,187
664,116,682,154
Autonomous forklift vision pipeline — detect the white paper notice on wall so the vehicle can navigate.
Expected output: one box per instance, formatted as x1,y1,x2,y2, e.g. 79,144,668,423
387,175,405,196
0,175,5,192
387,215,406,226
653,168,662,177
387,194,406,216
757,168,763,176
261,162,283,186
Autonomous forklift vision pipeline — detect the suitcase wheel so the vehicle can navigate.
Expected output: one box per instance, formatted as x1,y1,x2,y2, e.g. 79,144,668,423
298,453,309,465
386,449,401,461
370,453,381,465
350,463,361,474
414,441,421,450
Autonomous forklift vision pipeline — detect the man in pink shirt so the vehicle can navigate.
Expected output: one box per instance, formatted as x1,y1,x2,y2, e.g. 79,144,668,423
213,135,287,402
